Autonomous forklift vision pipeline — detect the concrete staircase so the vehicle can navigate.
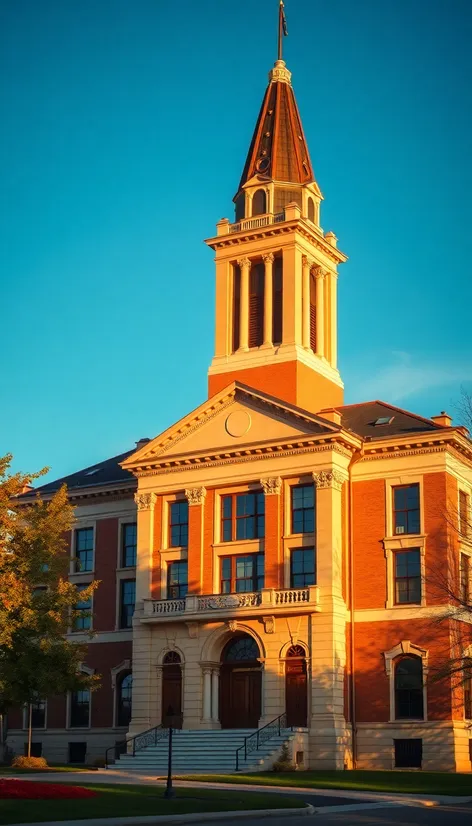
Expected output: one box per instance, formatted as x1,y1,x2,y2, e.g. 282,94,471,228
113,728,295,774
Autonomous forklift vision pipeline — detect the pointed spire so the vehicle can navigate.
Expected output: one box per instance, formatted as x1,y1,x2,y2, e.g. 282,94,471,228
236,61,314,192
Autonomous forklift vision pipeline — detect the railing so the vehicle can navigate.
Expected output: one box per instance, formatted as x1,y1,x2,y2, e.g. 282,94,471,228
229,212,285,234
235,713,292,771
144,586,319,619
105,724,171,769
197,592,261,611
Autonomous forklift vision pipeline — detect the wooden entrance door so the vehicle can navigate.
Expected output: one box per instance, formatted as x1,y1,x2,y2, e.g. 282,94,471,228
161,652,182,728
285,648,307,727
220,667,261,729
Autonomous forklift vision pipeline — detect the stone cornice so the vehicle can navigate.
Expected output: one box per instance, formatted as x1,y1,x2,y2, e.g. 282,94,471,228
204,220,347,265
360,432,472,466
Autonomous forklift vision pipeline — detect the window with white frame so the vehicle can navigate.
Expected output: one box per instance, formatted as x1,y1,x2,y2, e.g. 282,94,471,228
75,528,94,572
70,688,90,728
73,585,92,631
392,485,420,535
121,523,137,568
394,656,424,719
117,673,133,727
394,549,421,605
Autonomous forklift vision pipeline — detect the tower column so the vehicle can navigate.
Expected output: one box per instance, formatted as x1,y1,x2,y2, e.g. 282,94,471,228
238,257,251,351
315,268,325,357
302,256,312,349
329,272,338,369
262,253,274,347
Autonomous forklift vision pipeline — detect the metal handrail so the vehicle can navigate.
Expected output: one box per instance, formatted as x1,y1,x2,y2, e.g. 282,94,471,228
235,713,292,771
105,723,170,769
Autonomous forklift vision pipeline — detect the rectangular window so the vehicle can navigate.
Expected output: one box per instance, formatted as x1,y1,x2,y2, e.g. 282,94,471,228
167,561,188,599
30,700,46,729
73,585,92,631
68,742,87,763
290,548,316,588
121,523,137,567
291,484,315,534
70,690,90,728
220,554,264,593
460,554,470,604
393,484,420,535
24,742,42,758
394,738,422,769
221,492,265,542
169,501,189,548
119,579,136,629
394,549,421,604
460,491,469,538
75,527,94,572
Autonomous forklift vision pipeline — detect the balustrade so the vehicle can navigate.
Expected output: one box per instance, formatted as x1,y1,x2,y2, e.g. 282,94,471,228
144,585,318,620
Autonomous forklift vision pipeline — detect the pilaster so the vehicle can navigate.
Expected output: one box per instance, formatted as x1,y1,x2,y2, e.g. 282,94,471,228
261,477,282,588
134,492,156,603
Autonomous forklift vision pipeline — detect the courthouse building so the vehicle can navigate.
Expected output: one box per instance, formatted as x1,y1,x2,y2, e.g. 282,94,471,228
7,40,472,772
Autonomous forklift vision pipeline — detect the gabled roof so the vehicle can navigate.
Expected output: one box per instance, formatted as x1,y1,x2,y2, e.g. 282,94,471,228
338,400,443,440
237,61,315,194
17,449,136,501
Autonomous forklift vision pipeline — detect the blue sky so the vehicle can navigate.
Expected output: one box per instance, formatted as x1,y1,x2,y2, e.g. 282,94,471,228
1,0,471,483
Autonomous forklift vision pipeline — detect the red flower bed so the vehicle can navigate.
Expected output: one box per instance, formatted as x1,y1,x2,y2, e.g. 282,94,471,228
0,779,98,799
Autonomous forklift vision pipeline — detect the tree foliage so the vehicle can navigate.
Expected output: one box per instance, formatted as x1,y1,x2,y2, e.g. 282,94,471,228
0,454,99,713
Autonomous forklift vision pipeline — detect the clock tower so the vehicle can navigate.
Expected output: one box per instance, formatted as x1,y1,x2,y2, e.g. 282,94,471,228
205,55,347,415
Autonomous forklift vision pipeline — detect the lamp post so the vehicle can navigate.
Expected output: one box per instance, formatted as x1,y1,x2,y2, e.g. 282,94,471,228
163,706,174,799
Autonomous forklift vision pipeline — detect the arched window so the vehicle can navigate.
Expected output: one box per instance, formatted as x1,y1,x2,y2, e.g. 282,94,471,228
395,656,424,719
117,673,132,727
307,197,315,223
287,645,306,658
252,189,267,216
222,635,259,662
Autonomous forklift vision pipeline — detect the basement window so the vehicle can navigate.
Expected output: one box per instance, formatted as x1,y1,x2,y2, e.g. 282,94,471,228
373,416,394,426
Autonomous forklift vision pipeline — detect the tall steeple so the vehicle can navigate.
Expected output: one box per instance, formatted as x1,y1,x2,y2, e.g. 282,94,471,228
205,5,347,415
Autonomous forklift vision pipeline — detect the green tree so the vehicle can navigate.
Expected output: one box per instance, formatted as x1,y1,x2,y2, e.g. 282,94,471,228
0,454,99,757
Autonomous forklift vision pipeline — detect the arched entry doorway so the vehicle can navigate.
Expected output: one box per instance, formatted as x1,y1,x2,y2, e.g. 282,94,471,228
161,651,183,728
220,635,262,729
285,645,308,727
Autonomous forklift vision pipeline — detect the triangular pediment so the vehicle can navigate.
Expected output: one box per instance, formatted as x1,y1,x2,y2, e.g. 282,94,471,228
122,382,338,470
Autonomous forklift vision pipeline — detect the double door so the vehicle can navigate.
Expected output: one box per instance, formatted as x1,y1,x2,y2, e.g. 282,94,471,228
220,667,261,729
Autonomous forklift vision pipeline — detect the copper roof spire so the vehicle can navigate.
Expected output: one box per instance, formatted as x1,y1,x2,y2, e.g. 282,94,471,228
236,1,315,196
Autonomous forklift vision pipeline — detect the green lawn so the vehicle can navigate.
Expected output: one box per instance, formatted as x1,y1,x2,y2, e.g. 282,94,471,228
178,770,472,796
0,782,304,824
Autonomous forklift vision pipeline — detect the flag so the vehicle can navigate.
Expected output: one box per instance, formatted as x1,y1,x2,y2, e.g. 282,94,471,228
281,2,288,37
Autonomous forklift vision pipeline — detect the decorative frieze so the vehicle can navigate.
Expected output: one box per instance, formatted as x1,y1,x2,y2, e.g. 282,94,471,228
185,486,207,506
134,492,157,510
312,469,347,491
260,476,282,495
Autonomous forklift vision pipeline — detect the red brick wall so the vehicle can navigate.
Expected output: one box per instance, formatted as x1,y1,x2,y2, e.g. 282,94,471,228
354,619,452,722
152,496,163,599
86,641,133,728
265,492,282,588
93,518,119,632
352,479,386,609
202,490,215,594
188,503,203,595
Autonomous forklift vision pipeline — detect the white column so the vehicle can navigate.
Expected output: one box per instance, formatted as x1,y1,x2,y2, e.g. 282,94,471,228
134,492,156,603
211,669,219,722
302,255,312,349
238,257,250,351
315,268,325,357
203,668,212,722
262,253,274,347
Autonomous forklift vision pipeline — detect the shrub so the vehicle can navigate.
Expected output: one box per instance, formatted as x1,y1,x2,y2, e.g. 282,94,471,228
272,742,295,772
11,756,48,769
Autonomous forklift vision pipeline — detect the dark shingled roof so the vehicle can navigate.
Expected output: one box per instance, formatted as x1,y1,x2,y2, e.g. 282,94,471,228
338,401,443,440
18,449,136,499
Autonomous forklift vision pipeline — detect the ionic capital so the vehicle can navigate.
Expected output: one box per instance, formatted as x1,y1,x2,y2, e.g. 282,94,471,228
312,469,347,491
262,252,275,265
260,476,282,496
185,486,207,506
134,492,157,511
237,256,251,269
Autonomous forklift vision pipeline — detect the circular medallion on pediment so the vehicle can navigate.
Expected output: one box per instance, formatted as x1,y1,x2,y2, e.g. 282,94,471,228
225,410,251,438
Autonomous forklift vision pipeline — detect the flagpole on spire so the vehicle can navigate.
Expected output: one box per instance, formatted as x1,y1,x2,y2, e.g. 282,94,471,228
278,1,288,61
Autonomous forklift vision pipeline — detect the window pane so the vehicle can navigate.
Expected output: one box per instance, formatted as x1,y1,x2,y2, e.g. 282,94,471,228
120,580,136,628
122,523,137,567
222,496,232,519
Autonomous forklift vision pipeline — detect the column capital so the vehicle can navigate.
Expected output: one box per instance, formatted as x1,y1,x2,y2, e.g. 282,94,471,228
185,486,207,506
262,252,275,264
302,254,315,270
237,256,251,269
315,265,327,280
260,476,282,496
312,469,347,491
134,492,157,511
